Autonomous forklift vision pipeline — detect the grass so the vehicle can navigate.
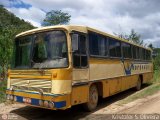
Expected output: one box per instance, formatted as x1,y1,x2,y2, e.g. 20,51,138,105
152,69,160,83
0,80,7,103
119,69,160,104
119,83,160,104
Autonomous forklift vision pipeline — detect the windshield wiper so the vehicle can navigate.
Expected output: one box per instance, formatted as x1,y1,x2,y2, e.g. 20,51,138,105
52,56,64,59
31,58,47,69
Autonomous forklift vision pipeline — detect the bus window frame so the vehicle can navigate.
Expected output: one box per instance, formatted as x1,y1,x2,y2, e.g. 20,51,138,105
71,31,89,69
108,38,122,59
12,29,69,70
121,42,132,60
88,31,109,58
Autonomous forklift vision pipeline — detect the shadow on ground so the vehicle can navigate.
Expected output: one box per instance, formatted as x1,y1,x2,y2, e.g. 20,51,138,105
11,84,150,120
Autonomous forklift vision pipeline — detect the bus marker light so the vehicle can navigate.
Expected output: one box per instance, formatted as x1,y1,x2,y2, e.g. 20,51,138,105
52,73,57,78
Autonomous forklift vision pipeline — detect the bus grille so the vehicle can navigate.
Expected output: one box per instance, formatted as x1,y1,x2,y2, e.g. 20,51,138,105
10,78,52,93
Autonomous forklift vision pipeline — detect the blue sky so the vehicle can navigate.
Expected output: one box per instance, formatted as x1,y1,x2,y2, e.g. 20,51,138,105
7,0,31,8
1,0,160,47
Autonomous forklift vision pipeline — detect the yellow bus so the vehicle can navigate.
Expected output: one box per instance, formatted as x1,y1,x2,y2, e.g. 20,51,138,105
6,25,153,111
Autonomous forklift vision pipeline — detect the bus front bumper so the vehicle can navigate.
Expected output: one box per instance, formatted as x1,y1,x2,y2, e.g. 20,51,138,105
6,89,71,110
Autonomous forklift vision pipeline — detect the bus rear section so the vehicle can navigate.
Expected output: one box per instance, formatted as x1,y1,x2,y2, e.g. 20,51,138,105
70,29,153,111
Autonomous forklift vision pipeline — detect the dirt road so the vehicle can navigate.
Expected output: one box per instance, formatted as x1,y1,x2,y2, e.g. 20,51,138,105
118,91,160,114
0,88,160,120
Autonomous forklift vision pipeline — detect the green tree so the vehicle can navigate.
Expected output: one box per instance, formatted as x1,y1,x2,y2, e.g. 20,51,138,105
42,10,71,26
128,29,143,45
114,29,143,45
0,26,14,80
0,5,35,80
153,53,160,70
148,43,154,50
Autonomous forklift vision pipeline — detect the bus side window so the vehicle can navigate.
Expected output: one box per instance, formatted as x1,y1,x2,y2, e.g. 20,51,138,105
72,34,88,68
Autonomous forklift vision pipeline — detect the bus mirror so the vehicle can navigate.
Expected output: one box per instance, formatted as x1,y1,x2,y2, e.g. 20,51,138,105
72,34,79,52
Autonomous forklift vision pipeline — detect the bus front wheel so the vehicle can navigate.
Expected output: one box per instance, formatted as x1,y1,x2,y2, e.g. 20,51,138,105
83,85,98,112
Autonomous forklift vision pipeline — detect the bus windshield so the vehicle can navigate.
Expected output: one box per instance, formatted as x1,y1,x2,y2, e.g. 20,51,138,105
13,30,68,69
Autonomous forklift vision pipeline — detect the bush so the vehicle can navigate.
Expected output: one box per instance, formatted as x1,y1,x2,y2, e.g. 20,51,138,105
153,54,160,70
0,80,7,103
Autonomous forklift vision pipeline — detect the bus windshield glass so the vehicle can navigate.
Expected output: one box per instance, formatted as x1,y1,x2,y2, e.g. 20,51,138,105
13,30,68,69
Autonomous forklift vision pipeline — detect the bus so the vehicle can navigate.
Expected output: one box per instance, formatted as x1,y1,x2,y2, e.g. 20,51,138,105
6,25,153,111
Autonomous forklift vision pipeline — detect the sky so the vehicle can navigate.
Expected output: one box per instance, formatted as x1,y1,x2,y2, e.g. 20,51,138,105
1,0,160,47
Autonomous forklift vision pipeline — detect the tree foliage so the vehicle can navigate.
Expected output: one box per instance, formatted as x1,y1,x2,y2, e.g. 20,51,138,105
0,26,14,79
153,51,160,70
148,43,154,50
42,10,71,26
0,5,35,80
128,29,143,45
114,29,144,45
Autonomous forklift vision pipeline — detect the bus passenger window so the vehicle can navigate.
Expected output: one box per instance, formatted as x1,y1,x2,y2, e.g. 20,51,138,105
109,38,121,57
122,42,131,58
89,32,108,57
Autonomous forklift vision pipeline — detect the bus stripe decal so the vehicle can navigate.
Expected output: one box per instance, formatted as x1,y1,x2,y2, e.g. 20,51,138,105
14,95,66,108
54,101,66,108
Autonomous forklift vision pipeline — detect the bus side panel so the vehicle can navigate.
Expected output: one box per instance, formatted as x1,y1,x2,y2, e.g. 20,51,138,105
129,75,139,88
89,59,124,81
121,76,128,91
102,80,109,98
108,77,121,96
71,85,89,105
121,75,138,91
89,58,124,97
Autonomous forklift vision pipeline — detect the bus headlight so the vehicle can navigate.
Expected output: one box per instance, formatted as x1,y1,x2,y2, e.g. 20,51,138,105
6,94,10,100
10,95,14,100
49,101,54,108
39,100,44,106
9,86,14,91
14,96,17,101
28,98,31,104
23,97,26,102
44,101,49,108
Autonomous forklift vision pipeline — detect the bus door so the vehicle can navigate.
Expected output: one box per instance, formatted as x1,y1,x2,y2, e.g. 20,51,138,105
71,33,89,85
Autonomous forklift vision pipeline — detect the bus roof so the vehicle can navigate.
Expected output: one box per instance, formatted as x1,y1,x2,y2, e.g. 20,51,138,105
16,25,151,51
16,25,88,37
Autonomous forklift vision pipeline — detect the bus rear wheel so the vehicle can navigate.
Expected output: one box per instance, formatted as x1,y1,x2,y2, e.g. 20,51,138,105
83,85,98,112
136,77,142,91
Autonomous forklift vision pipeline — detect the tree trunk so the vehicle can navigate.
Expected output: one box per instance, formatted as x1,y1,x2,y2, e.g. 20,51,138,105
1,64,6,81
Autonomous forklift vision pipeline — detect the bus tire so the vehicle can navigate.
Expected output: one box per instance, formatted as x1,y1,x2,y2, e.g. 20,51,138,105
136,77,142,91
83,84,98,112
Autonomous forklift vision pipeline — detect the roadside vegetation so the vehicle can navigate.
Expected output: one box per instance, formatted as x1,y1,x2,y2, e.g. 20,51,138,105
0,81,7,103
0,5,34,103
0,5,71,103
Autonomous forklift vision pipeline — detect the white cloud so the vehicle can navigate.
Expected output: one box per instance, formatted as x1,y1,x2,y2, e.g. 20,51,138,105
2,0,160,47
7,6,45,27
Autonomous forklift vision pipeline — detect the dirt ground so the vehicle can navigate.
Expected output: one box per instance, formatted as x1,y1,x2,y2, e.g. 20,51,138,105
0,87,160,120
